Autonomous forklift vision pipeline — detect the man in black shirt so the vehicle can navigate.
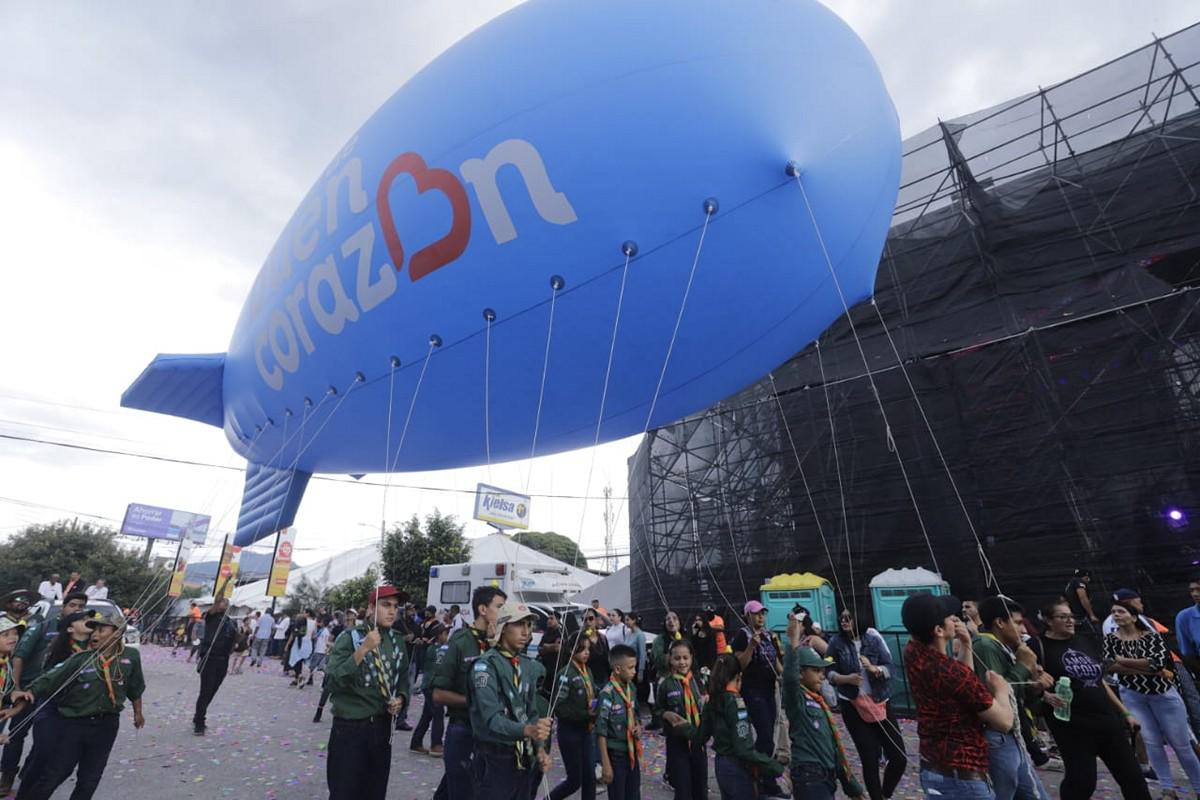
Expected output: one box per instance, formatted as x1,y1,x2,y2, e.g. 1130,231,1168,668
537,612,563,687
193,597,239,735
731,600,786,798
1064,568,1100,637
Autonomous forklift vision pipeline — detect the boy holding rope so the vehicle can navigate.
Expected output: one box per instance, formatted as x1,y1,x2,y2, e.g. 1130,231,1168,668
324,584,409,800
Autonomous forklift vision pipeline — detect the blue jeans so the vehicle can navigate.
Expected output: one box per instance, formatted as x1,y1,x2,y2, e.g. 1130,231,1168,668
1122,687,1200,793
742,688,780,794
550,720,595,800
919,768,995,799
433,720,478,800
984,730,1049,800
715,755,756,800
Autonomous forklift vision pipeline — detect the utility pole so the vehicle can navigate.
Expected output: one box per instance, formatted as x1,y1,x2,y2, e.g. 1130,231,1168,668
602,485,615,573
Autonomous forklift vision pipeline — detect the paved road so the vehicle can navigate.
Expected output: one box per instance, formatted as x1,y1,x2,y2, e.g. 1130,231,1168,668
25,644,1154,799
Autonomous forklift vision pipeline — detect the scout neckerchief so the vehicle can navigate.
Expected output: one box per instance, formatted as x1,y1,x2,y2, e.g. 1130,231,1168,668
673,671,701,728
0,655,10,697
470,625,491,654
499,648,533,765
803,687,855,786
97,643,124,708
362,625,403,702
575,659,594,708
611,679,642,767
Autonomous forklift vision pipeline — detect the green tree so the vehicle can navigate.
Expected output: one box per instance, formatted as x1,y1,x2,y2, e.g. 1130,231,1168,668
325,568,379,615
382,510,471,605
0,520,162,611
511,531,588,569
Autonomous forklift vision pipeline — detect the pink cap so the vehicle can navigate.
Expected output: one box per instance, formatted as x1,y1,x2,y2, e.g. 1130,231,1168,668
744,600,766,614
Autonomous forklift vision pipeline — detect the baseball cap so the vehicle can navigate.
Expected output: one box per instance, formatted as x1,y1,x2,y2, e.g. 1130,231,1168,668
901,593,963,640
367,585,405,605
0,590,34,607
0,614,25,635
58,611,100,632
1112,588,1140,602
744,600,766,615
794,647,834,669
427,623,447,638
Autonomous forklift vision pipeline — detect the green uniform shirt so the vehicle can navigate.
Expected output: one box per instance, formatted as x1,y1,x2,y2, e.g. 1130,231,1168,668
552,661,596,725
702,692,784,776
654,673,704,741
421,642,446,693
432,626,487,724
594,680,638,755
325,625,410,720
781,645,864,796
28,648,145,719
468,647,546,748
650,633,686,678
972,633,1029,734
13,621,53,687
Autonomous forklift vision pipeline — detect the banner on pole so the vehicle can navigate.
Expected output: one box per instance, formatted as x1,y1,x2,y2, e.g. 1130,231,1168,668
216,541,241,600
167,539,193,598
267,528,297,598
473,483,531,530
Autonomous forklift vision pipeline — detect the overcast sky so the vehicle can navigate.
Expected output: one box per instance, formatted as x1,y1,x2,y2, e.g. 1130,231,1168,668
1,1,1196,574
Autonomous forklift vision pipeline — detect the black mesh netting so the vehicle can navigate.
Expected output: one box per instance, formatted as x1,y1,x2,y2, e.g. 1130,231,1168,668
628,23,1200,628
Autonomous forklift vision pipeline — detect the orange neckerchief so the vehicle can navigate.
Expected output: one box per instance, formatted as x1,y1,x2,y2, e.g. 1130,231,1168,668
611,679,642,767
0,655,9,696
97,652,118,707
674,672,701,727
803,687,856,786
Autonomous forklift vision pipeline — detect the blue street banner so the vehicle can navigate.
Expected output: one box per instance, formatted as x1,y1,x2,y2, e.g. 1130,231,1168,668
120,503,211,545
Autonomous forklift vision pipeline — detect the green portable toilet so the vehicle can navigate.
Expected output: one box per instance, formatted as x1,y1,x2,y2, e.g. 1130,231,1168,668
868,567,950,717
759,572,837,634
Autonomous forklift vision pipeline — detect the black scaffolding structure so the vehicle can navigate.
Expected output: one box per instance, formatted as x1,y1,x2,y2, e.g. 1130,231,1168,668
628,23,1200,624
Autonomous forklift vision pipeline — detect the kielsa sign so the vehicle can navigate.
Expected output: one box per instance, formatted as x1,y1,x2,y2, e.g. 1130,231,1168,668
121,503,211,545
473,483,531,530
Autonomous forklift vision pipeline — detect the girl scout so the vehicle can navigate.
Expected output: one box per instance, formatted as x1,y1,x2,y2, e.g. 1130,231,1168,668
702,654,784,800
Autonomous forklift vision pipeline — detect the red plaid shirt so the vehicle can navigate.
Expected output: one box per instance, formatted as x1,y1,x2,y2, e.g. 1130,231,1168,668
904,639,993,773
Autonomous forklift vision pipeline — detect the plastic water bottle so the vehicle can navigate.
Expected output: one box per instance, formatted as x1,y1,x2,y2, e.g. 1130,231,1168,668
1053,676,1073,722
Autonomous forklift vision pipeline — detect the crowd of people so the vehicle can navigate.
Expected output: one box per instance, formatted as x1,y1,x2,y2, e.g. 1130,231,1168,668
4,568,1200,800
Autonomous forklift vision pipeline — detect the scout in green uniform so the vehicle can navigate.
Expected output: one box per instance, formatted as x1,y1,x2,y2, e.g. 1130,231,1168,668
702,653,784,800
469,600,551,800
548,634,598,800
411,622,449,754
971,596,1052,800
650,612,687,680
324,584,409,800
596,644,642,800
432,585,507,800
0,613,29,741
656,638,707,800
18,610,144,800
781,615,865,800
1,590,89,792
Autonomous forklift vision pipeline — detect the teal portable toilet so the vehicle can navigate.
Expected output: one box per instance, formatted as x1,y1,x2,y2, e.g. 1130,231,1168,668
869,567,950,632
868,567,950,717
759,572,837,634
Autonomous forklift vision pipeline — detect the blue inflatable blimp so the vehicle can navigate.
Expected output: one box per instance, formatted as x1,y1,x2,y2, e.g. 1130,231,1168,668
122,0,901,546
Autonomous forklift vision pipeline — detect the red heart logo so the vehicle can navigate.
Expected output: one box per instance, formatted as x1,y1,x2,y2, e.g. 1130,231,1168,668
376,152,472,282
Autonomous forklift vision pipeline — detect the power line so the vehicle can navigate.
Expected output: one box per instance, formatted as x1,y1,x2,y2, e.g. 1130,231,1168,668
0,432,633,501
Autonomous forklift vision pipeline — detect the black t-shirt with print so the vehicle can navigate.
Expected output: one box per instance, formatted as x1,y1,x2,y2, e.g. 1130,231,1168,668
1039,634,1120,727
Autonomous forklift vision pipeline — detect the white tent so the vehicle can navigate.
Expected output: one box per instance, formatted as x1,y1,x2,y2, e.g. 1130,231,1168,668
583,566,630,612
230,543,381,612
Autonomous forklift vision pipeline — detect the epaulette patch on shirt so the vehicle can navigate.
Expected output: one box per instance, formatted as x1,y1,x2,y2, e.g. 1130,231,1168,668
736,720,750,738
473,659,490,689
